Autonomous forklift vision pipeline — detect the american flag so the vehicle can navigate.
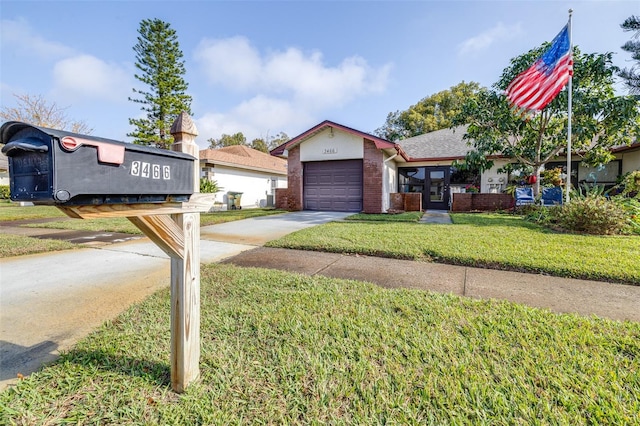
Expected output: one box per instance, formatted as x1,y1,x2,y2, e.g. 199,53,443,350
506,24,573,112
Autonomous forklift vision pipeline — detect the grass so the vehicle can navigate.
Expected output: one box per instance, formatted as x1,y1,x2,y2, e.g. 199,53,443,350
345,211,423,222
199,208,285,226
267,213,640,285
0,201,67,221
1,202,284,230
0,233,77,257
23,217,143,234
0,204,285,257
1,265,638,424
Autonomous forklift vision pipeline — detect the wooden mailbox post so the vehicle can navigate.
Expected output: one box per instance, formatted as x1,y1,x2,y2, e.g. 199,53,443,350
2,112,208,392
23,113,205,393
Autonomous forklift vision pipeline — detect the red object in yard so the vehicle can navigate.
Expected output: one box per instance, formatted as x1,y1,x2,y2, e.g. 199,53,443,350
527,175,537,184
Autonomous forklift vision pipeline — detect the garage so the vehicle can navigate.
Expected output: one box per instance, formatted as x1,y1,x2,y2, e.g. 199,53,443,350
303,160,363,211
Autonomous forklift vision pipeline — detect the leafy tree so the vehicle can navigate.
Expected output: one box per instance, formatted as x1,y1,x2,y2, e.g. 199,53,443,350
207,132,247,149
453,46,640,196
619,15,640,95
268,132,290,151
375,81,482,141
250,138,269,153
0,93,92,134
128,18,192,149
206,131,289,152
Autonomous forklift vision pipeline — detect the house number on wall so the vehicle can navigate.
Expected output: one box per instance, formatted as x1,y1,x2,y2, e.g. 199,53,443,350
323,148,337,154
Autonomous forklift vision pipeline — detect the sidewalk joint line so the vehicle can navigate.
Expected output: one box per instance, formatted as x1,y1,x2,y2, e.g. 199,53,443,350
463,267,468,296
311,255,343,276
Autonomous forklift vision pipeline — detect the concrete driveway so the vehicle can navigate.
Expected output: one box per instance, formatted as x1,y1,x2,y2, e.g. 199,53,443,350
0,210,350,390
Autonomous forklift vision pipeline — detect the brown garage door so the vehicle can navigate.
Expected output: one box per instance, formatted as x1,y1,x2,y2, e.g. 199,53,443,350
304,160,363,212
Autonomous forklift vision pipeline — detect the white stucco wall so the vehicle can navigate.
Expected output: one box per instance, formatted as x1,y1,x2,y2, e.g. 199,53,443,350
203,165,286,209
382,154,398,212
480,160,511,193
620,149,640,174
299,128,364,162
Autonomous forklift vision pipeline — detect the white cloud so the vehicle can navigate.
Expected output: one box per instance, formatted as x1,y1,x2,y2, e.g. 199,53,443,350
51,55,132,102
194,36,262,90
458,22,522,56
193,36,392,142
195,95,313,148
0,18,76,59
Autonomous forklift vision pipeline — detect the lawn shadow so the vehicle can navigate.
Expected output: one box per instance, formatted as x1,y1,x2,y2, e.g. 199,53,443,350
61,349,171,387
0,339,59,382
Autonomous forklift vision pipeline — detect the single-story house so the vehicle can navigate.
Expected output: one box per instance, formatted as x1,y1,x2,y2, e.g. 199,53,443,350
200,145,287,209
0,151,9,186
270,120,640,213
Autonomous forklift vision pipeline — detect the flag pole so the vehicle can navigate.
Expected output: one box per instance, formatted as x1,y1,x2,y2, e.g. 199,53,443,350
566,9,573,203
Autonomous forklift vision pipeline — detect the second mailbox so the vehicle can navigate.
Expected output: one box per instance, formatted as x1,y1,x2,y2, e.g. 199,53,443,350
1,121,195,205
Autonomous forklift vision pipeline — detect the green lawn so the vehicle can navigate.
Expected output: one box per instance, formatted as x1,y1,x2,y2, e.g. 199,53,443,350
0,204,285,257
1,265,638,424
267,213,640,285
0,202,67,221
0,233,77,257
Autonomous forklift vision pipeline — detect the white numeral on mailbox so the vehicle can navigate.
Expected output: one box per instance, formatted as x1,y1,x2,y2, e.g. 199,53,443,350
130,161,171,180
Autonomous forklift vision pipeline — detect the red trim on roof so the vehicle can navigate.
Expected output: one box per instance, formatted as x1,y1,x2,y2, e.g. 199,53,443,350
405,154,508,162
611,141,640,153
270,120,398,157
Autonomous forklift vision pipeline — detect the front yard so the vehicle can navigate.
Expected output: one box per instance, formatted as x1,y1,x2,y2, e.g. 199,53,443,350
1,265,638,424
0,203,285,257
268,213,640,285
1,207,638,423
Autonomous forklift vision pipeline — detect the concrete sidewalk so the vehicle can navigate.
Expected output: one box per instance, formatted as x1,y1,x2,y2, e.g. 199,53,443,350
223,247,640,323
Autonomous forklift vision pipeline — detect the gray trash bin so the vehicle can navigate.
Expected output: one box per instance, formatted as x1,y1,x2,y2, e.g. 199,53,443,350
227,191,243,210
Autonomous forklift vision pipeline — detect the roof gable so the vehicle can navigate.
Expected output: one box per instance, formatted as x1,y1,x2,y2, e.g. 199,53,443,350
270,120,398,157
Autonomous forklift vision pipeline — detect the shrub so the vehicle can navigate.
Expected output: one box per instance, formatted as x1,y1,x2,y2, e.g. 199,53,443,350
541,167,563,187
556,196,629,235
200,178,222,194
619,170,640,197
613,196,640,235
523,204,561,226
0,185,10,200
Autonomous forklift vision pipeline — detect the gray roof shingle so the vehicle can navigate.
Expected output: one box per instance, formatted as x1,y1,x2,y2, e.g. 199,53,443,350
396,125,471,160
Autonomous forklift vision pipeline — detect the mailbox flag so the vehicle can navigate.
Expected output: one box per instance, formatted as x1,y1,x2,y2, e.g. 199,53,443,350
506,24,573,112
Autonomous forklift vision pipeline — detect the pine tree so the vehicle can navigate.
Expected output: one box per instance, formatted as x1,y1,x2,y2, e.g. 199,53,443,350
620,15,640,95
128,18,192,149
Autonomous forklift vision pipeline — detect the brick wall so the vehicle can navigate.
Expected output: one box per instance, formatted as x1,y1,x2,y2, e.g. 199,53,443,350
451,193,514,212
362,139,383,213
286,146,303,211
404,193,422,211
274,188,290,210
389,193,404,211
388,193,422,212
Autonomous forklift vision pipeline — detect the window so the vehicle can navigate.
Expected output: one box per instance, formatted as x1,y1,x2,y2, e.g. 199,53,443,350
399,168,425,193
449,166,478,185
578,161,620,184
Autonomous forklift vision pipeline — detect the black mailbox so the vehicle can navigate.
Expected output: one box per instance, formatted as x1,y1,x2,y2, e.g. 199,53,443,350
0,121,195,205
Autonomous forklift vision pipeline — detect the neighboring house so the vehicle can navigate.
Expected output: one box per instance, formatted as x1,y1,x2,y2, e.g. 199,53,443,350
271,120,640,213
200,145,287,209
0,151,8,186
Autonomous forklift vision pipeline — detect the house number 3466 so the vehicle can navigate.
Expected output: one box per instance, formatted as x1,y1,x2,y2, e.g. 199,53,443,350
130,161,171,180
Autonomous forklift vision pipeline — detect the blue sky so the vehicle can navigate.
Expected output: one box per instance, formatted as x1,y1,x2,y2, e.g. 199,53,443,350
1,0,638,149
